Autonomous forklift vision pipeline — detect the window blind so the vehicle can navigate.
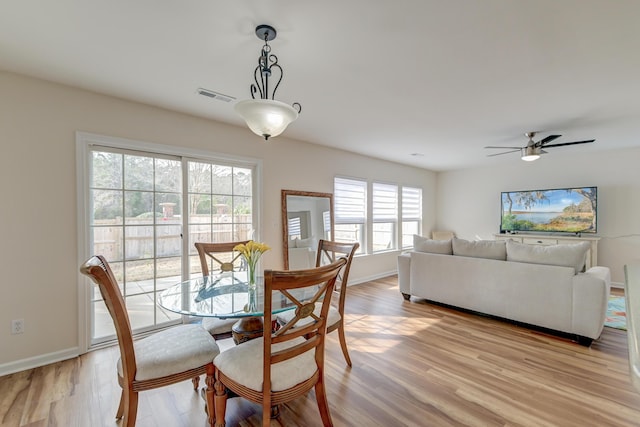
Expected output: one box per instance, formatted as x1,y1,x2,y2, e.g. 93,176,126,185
334,177,367,224
402,186,422,220
373,182,398,222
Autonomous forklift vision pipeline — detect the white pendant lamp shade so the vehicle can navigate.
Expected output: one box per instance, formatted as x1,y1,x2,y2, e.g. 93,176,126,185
235,99,299,140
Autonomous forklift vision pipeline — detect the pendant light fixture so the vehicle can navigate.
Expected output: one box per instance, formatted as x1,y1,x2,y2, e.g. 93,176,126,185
235,24,302,140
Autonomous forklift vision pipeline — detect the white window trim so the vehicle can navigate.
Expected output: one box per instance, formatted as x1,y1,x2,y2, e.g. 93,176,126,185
76,131,263,353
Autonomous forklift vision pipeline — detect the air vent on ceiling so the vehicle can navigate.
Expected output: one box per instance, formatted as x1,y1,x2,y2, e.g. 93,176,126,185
197,88,236,103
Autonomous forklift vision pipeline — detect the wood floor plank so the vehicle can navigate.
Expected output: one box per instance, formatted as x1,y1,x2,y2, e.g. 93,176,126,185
1,275,639,426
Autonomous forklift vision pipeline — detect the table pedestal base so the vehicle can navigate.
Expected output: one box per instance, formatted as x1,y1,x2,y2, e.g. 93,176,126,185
232,317,264,345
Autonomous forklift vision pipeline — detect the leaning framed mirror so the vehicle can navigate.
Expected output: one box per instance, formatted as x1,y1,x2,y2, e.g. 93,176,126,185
281,190,334,270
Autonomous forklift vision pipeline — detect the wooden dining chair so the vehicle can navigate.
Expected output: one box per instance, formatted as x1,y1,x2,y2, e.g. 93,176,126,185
277,240,359,366
211,258,347,427
80,255,220,427
195,241,250,339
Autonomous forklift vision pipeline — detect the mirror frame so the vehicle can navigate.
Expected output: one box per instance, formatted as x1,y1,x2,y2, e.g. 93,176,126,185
281,189,334,270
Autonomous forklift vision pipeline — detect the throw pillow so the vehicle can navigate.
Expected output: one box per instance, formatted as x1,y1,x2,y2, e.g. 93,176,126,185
451,237,507,260
413,234,453,255
506,240,590,274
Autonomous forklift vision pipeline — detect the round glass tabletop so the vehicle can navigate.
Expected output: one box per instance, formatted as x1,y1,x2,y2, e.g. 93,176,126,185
158,271,310,318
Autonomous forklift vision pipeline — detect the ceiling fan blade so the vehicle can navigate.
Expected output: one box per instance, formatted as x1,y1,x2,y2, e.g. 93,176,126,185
484,146,522,149
543,139,595,148
486,149,521,157
539,134,562,145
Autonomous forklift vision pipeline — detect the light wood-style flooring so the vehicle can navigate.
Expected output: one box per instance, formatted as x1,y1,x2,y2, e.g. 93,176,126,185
1,277,638,426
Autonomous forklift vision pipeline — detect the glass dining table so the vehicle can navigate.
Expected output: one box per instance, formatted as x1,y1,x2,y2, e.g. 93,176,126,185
158,271,310,344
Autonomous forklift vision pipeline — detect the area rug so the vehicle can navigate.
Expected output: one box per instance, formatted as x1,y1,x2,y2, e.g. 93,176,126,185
605,296,627,330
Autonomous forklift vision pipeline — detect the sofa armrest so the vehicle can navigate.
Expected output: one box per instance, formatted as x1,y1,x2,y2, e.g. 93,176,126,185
571,266,611,339
624,263,640,392
397,253,411,296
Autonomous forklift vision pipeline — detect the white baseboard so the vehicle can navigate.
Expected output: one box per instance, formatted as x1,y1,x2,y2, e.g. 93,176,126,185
0,347,79,377
611,281,624,289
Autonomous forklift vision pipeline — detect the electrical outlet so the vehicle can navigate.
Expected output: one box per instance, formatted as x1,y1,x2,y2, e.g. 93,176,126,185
11,319,24,334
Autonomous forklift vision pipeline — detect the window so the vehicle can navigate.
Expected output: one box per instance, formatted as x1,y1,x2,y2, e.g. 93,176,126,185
288,217,302,239
334,177,422,253
334,177,366,253
187,161,254,277
372,182,398,252
401,186,422,248
79,134,258,347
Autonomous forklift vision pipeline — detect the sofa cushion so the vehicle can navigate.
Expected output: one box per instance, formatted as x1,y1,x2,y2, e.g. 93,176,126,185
413,234,452,255
506,240,590,274
452,237,507,260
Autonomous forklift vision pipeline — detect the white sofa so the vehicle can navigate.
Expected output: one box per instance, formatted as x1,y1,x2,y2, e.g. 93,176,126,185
397,236,611,345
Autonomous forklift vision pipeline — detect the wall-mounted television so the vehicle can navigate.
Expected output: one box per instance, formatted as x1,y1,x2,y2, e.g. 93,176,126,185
500,186,597,235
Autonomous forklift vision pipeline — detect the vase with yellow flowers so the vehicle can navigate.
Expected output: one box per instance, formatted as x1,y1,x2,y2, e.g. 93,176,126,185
234,240,270,312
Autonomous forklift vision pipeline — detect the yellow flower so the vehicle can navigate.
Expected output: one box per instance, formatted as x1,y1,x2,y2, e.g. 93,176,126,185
234,240,270,283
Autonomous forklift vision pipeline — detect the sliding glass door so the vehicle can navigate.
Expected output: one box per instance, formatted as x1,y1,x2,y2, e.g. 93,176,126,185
83,139,258,346
89,149,184,342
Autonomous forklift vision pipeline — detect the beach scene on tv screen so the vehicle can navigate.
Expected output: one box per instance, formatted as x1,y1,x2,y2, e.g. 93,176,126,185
501,187,597,233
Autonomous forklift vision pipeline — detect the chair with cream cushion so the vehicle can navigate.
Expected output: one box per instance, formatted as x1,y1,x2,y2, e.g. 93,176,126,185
277,240,359,366
195,241,250,339
80,255,220,427
212,258,347,427
431,230,455,240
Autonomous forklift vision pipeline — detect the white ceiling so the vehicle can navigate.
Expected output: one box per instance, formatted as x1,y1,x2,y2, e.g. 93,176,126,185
2,0,639,171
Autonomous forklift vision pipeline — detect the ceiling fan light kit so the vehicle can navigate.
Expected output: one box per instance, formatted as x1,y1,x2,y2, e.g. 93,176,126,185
234,24,302,140
521,146,541,162
485,131,595,162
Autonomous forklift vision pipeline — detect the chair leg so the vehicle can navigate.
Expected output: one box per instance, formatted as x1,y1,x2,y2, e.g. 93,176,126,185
116,389,125,419
122,388,139,427
314,378,334,427
213,377,228,427
192,375,200,390
337,323,352,367
262,403,271,427
205,365,215,426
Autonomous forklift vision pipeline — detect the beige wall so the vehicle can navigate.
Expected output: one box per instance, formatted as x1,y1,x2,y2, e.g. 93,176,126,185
436,147,640,285
0,71,436,370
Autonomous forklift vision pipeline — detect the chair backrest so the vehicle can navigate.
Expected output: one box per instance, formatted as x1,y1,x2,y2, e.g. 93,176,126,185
432,230,455,240
195,241,250,276
262,258,347,402
80,255,136,385
315,240,359,313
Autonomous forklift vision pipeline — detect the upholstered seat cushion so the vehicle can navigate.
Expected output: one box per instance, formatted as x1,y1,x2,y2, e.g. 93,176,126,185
202,317,237,336
276,304,341,329
213,336,317,392
117,324,220,381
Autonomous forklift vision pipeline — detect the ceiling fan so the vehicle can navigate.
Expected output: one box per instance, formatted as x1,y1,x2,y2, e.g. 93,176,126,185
485,132,595,161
